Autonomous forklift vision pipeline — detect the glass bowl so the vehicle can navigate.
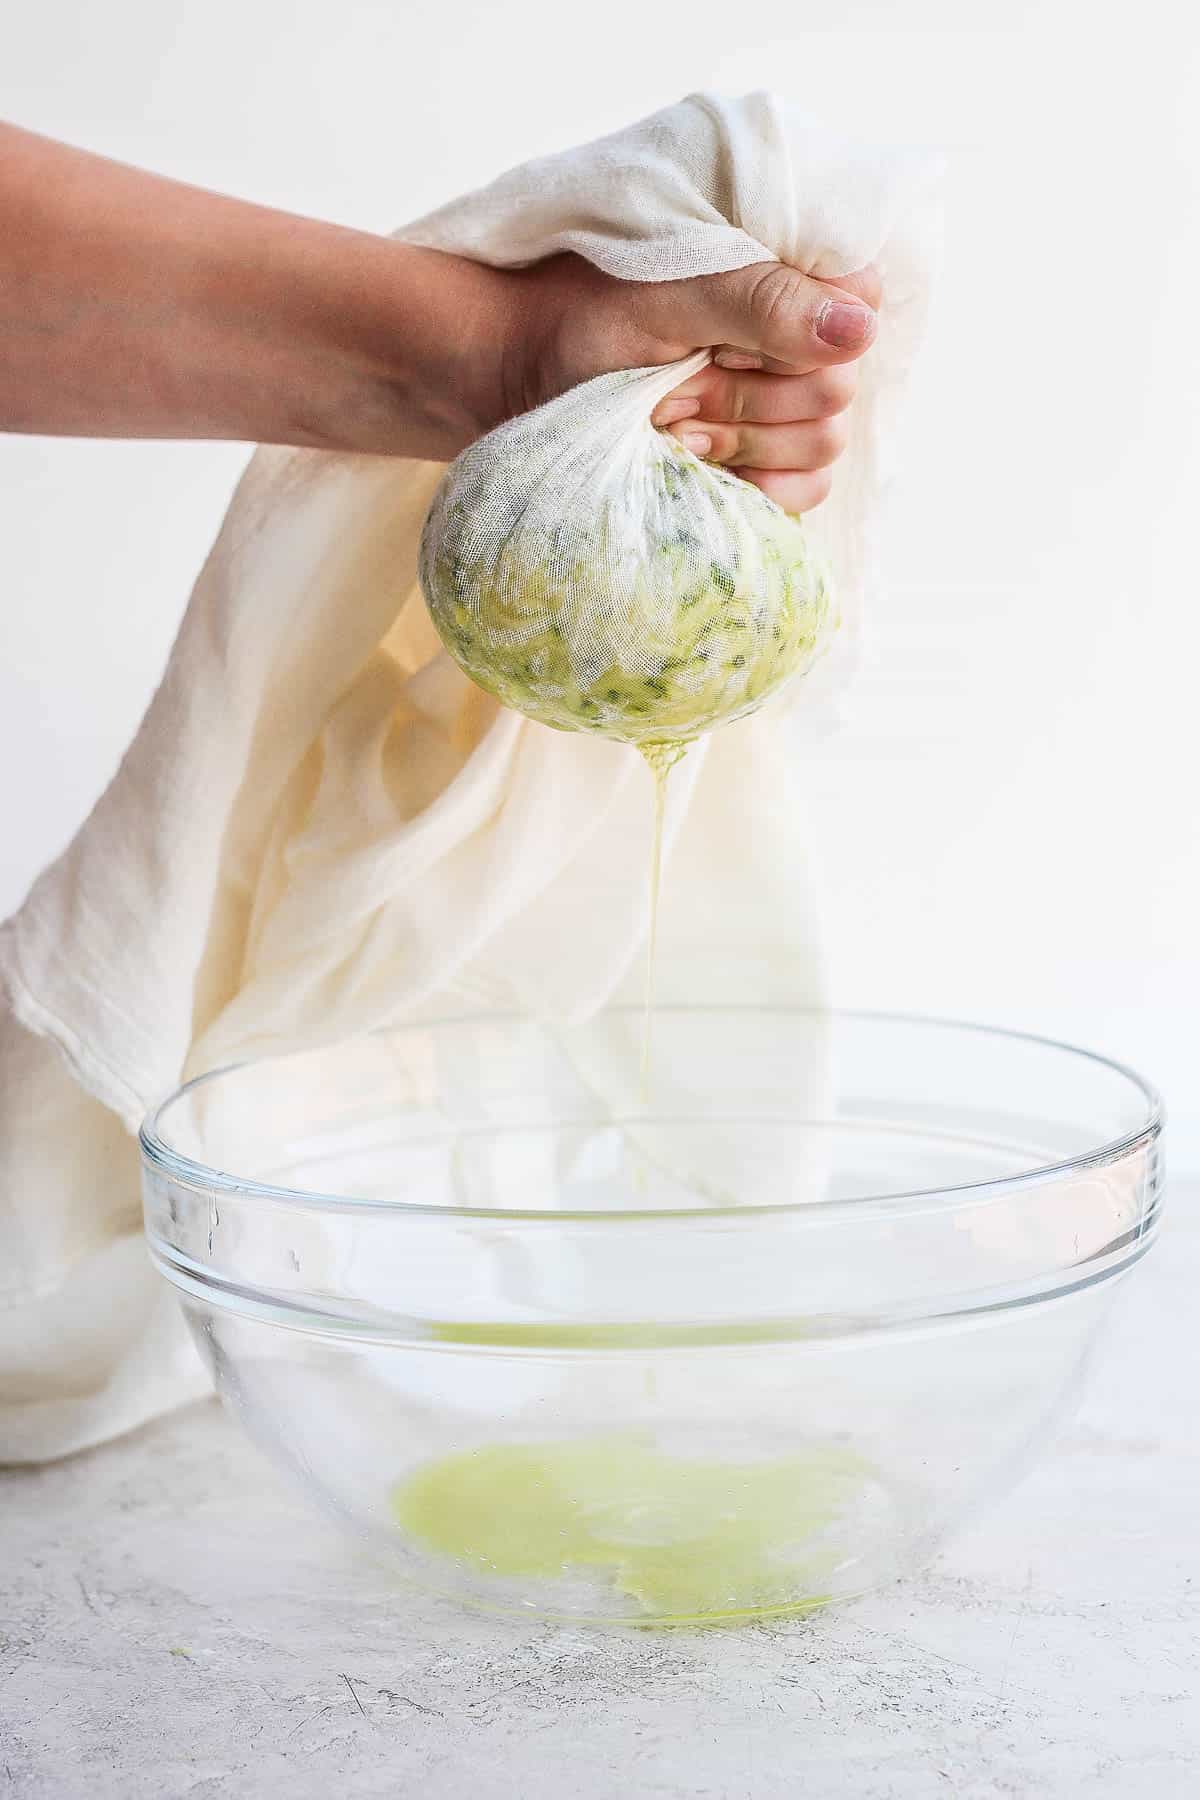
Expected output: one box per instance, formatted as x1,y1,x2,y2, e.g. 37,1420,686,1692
140,1008,1164,1626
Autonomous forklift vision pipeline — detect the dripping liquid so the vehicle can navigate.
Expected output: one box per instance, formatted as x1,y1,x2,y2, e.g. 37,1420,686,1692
638,741,686,1105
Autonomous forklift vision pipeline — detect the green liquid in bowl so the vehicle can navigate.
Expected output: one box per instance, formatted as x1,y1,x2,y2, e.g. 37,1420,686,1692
391,1433,870,1620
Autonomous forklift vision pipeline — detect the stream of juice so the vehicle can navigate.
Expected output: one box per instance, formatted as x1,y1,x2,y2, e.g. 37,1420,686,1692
637,742,686,1105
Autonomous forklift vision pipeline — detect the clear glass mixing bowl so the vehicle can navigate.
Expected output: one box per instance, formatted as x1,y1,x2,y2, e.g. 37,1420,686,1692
140,1009,1164,1626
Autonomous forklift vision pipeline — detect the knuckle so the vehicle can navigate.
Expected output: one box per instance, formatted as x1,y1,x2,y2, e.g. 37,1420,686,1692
807,417,849,467
745,263,819,360
808,468,835,505
811,367,856,417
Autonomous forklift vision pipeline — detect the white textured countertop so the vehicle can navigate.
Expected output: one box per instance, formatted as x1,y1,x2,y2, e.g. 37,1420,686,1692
3,1194,1197,1799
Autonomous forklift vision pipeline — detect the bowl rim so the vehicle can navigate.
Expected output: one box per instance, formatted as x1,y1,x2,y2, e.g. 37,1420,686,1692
138,1005,1165,1222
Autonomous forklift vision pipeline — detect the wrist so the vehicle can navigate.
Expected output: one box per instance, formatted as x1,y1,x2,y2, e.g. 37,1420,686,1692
306,241,518,462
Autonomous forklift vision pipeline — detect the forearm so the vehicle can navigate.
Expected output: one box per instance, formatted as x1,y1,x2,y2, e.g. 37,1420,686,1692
0,124,511,456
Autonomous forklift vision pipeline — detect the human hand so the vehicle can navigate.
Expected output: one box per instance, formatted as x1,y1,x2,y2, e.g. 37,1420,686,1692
0,119,877,500
495,255,881,515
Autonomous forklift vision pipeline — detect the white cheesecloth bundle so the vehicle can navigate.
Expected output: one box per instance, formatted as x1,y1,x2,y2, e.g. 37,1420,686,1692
0,93,939,1461
420,354,834,748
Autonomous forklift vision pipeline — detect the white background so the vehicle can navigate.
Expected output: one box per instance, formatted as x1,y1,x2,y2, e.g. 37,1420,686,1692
3,3,1198,1162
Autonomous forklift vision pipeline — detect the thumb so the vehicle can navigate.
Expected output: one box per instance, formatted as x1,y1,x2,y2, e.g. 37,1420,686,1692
643,262,879,372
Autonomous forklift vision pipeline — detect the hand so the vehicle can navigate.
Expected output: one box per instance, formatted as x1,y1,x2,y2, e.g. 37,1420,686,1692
496,255,881,515
0,119,877,512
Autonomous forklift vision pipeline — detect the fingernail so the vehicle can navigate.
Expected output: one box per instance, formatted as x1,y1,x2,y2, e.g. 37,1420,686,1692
678,429,712,456
652,398,702,426
816,300,875,349
714,351,762,370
